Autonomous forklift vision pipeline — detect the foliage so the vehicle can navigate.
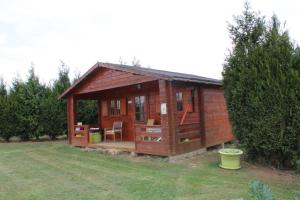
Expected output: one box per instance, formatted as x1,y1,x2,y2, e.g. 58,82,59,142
232,180,299,200
72,72,98,125
9,68,48,140
77,100,98,125
223,2,300,168
249,181,274,200
0,78,12,141
296,159,300,174
46,61,71,139
0,60,99,141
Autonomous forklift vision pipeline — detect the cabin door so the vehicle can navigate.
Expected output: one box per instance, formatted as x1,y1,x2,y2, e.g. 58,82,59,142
127,94,149,141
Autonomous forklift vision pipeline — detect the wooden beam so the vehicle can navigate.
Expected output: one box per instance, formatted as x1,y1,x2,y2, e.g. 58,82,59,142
67,96,77,144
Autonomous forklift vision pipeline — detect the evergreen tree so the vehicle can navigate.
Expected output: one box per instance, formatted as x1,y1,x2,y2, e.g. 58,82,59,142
0,78,11,141
223,3,300,168
46,61,71,139
72,72,98,125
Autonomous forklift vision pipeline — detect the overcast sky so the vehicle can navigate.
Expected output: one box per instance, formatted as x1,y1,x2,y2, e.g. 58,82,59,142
0,0,299,85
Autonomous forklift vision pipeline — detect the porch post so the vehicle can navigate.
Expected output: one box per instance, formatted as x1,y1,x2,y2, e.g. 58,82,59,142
67,95,77,144
158,80,176,155
97,99,102,128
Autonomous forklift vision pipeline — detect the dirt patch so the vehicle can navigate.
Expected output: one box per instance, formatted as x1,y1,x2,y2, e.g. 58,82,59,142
245,162,300,184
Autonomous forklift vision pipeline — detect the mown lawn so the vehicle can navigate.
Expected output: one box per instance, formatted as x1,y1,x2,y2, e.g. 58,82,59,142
0,142,299,200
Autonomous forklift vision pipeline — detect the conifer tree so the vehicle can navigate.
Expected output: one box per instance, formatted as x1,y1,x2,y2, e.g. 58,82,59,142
223,3,300,168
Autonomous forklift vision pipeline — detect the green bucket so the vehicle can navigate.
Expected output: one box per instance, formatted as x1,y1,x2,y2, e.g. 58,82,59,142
219,148,243,170
89,132,101,144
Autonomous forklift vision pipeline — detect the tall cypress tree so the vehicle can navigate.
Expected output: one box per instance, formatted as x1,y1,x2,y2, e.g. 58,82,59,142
0,78,11,141
223,3,300,168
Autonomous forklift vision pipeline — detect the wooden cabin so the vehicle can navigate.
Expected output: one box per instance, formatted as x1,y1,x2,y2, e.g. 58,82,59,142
59,62,234,156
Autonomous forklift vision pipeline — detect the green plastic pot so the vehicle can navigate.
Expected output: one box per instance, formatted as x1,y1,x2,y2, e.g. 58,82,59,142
89,132,101,144
219,148,243,170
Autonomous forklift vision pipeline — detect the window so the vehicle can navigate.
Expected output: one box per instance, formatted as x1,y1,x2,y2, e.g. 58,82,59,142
176,92,183,111
135,96,145,121
190,89,195,112
109,99,121,116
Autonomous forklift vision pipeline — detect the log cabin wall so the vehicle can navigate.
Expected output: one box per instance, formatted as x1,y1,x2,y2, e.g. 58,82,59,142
134,80,174,156
201,87,234,147
171,83,204,154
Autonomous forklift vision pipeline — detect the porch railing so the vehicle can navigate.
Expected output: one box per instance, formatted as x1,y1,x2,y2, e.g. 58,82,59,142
134,124,167,155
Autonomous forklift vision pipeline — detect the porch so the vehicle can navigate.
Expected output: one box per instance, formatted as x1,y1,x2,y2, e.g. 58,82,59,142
88,141,135,152
67,77,172,156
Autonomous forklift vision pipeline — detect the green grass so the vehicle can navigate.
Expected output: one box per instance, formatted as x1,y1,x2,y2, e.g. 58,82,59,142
0,142,299,200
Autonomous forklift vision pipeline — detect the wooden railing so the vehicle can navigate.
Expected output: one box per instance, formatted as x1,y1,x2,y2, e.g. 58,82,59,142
135,124,162,142
175,123,203,154
72,125,90,147
176,123,201,143
134,124,167,155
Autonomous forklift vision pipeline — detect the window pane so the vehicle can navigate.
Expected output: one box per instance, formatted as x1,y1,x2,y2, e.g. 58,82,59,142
116,99,121,115
176,92,183,111
110,100,115,115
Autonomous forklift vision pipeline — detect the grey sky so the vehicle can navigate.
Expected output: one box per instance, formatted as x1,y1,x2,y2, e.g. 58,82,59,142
0,0,299,85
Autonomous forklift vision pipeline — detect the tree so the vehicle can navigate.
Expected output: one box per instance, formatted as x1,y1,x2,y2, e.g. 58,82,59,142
10,67,47,140
223,3,300,168
0,78,11,141
45,61,71,139
72,72,98,125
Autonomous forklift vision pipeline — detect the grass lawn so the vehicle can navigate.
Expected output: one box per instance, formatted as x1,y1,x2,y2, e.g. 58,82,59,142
0,141,299,200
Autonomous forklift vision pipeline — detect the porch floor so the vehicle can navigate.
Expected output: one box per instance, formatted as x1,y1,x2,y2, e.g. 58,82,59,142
87,141,135,152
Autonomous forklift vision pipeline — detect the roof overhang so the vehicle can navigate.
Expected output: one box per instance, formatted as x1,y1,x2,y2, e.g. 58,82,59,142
59,62,222,99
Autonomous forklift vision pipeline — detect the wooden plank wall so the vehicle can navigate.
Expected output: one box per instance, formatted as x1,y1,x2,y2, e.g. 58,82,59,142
73,67,157,95
201,87,234,147
172,84,203,154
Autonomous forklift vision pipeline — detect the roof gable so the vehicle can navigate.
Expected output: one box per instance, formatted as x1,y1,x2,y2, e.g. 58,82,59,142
59,62,222,99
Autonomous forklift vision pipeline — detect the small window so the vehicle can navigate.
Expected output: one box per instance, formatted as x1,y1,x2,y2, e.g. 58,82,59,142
135,96,145,121
109,99,121,116
116,99,121,115
176,92,183,111
110,100,115,115
190,89,195,112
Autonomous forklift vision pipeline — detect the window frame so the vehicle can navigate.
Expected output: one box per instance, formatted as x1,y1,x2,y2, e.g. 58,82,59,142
109,98,121,116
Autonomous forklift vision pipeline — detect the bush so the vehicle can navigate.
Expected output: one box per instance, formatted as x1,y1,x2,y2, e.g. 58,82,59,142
296,159,300,174
232,180,299,200
223,3,300,168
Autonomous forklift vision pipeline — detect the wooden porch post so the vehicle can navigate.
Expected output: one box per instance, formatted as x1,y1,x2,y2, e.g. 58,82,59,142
158,80,176,155
67,95,77,144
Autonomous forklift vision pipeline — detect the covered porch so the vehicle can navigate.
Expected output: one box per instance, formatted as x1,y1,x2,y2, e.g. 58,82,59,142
65,71,175,156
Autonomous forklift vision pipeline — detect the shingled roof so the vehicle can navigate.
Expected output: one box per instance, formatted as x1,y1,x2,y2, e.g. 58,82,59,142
59,62,222,99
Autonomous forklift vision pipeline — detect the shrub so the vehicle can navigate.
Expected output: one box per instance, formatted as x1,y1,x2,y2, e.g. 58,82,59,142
223,3,300,168
296,159,300,174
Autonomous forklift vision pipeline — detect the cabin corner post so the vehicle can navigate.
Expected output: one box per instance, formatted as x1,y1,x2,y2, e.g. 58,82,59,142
67,95,77,144
158,80,176,155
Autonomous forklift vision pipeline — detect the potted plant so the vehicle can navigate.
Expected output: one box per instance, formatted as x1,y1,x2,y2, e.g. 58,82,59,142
219,148,243,169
